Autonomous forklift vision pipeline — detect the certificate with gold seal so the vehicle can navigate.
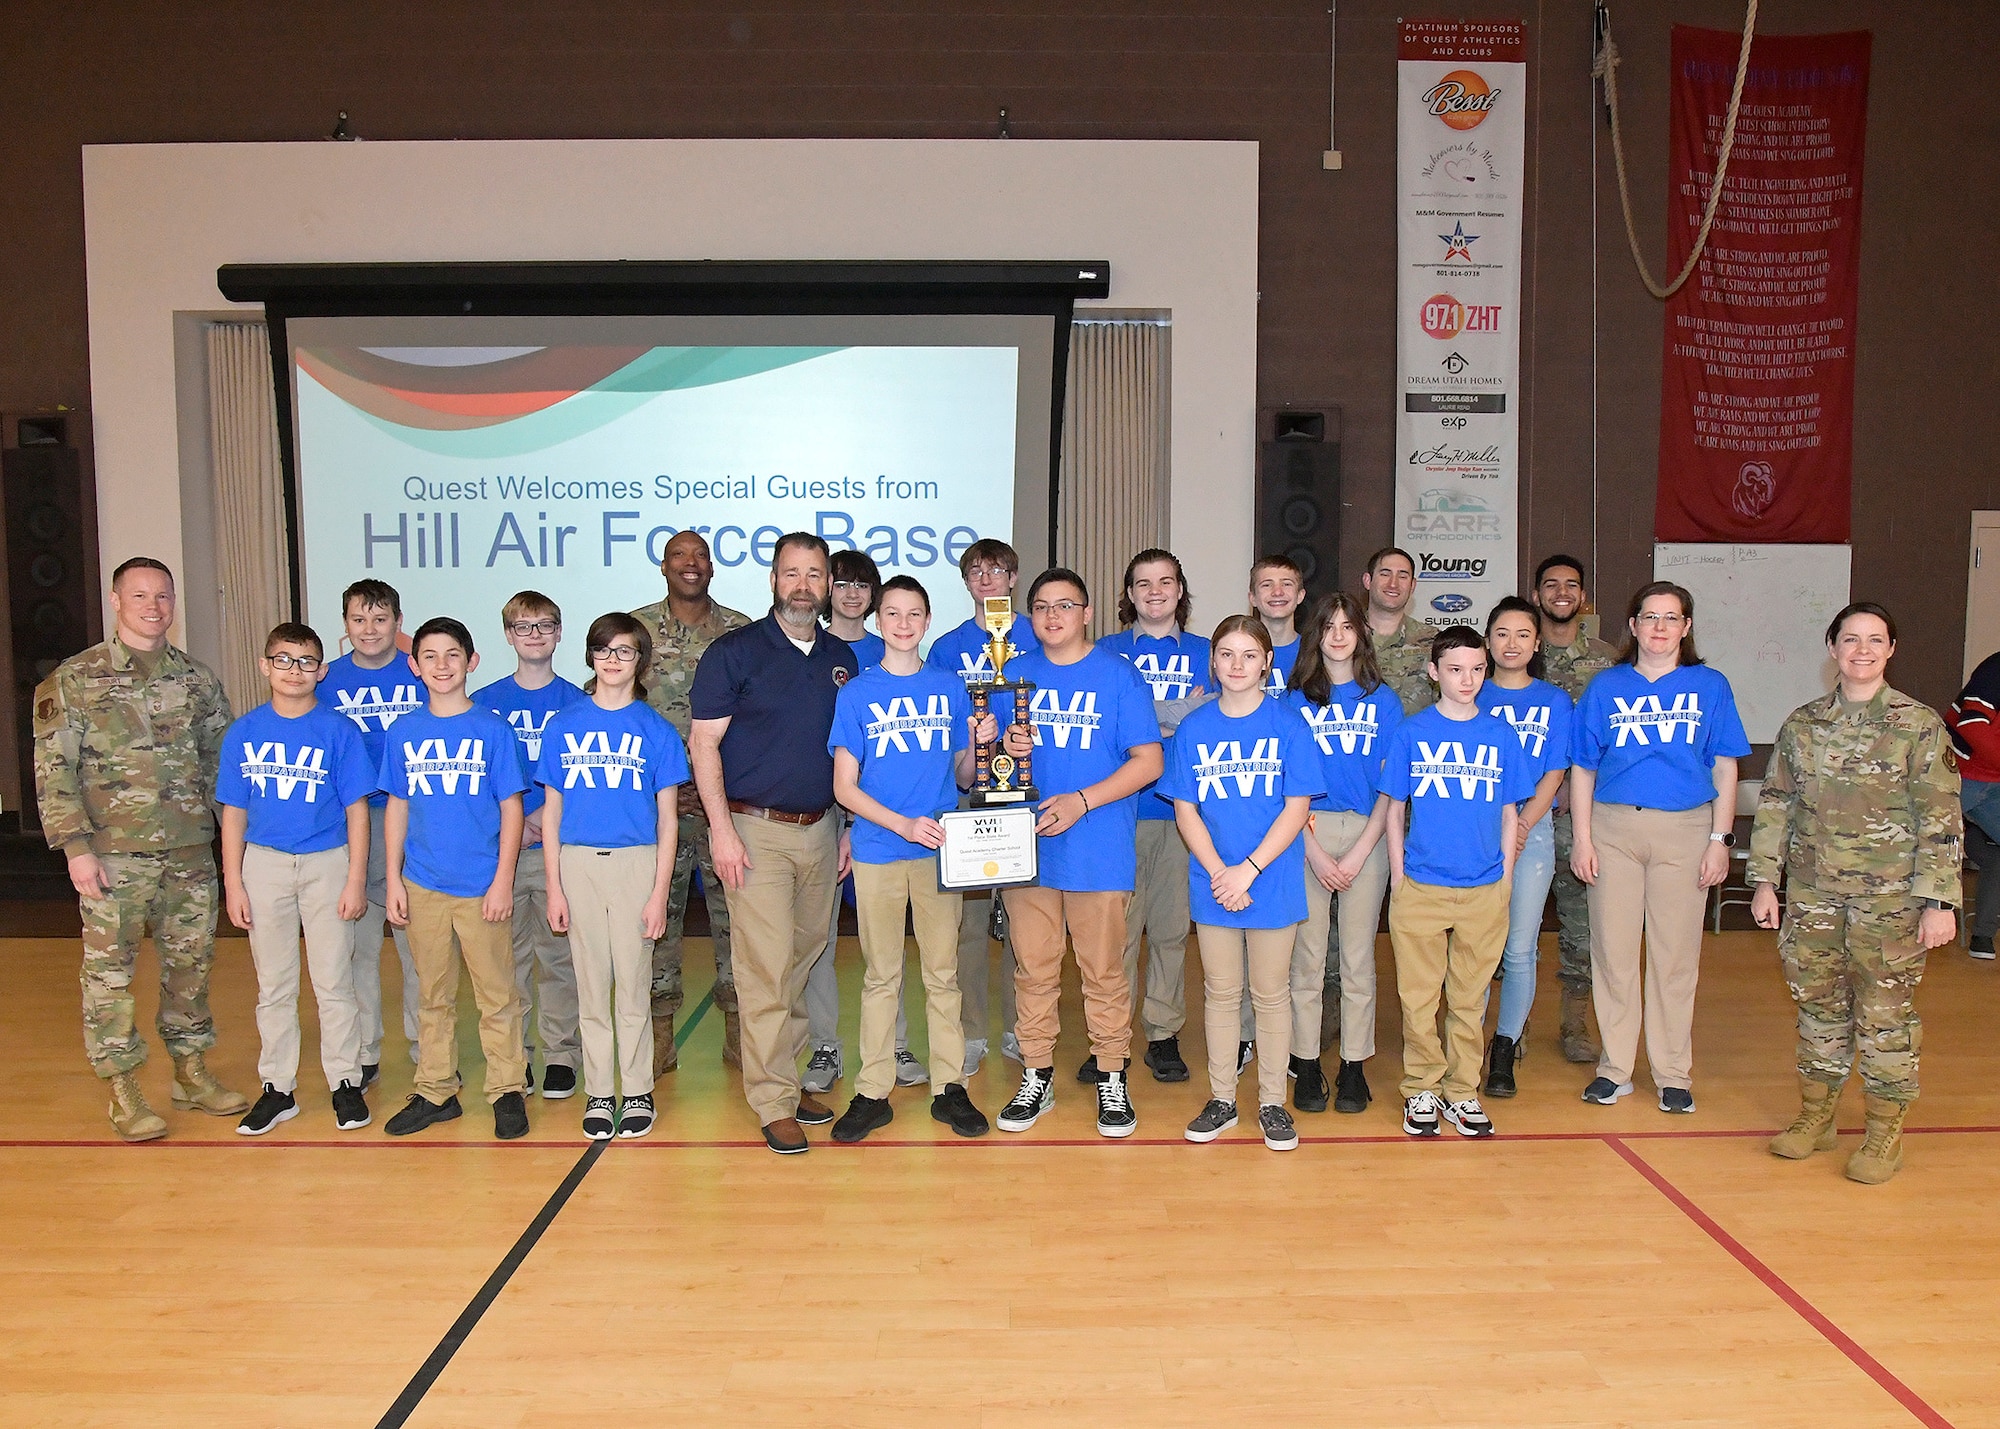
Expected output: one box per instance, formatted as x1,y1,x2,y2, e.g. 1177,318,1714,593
937,805,1040,891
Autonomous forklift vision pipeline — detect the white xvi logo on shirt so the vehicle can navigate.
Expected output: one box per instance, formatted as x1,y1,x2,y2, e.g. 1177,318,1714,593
1411,740,1502,800
1193,738,1283,800
1490,704,1552,758
239,742,327,802
1304,702,1381,756
865,695,955,756
559,731,647,789
1029,689,1102,748
1609,693,1702,747
1131,653,1196,700
955,642,1022,682
402,738,488,796
507,709,558,761
334,684,421,732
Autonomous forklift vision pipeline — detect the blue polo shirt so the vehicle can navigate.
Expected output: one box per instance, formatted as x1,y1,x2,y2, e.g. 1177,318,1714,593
1289,680,1404,815
1477,678,1575,807
1101,627,1212,823
926,613,1040,685
320,651,423,809
1264,636,1301,698
828,664,973,863
380,705,531,898
1379,704,1536,887
1006,644,1162,892
215,702,377,855
1158,696,1323,929
1573,663,1750,811
690,614,859,814
536,700,688,850
474,673,587,830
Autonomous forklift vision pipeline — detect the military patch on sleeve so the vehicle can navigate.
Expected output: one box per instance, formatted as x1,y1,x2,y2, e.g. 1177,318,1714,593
35,696,55,723
832,666,849,687
1945,745,1959,773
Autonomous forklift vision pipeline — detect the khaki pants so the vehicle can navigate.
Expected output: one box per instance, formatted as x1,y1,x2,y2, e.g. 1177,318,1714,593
511,851,580,1071
1122,820,1192,1041
1292,810,1391,1062
852,858,965,1097
1196,923,1294,1107
405,880,527,1104
728,812,839,1124
354,801,418,1065
1587,803,1711,1090
559,845,657,1099
957,891,1016,1045
1004,887,1131,1068
243,843,363,1093
1388,877,1510,1102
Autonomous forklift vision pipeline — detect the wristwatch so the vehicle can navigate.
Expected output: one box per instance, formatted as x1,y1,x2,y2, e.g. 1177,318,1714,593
1919,898,1955,911
1709,831,1736,847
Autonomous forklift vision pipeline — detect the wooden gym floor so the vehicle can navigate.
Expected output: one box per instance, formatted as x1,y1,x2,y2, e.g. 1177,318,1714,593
3,918,1997,1428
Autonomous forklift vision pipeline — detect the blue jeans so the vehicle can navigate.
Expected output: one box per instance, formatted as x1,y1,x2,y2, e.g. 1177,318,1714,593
1497,811,1556,1039
1962,780,2000,938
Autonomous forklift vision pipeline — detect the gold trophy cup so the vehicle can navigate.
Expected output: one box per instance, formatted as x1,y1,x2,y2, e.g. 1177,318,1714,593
967,596,1037,807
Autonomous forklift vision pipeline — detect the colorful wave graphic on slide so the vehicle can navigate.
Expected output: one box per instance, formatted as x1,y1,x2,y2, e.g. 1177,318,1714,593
297,345,841,458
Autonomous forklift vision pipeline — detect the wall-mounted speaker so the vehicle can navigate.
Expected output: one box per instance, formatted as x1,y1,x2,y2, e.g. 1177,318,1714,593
1255,406,1342,594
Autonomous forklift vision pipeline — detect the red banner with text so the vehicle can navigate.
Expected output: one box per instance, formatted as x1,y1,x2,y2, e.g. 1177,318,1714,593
1653,28,1871,543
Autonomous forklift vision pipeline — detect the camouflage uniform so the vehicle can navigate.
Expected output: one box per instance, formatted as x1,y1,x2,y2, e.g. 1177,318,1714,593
33,636,232,1077
1542,629,1619,995
632,595,750,1018
1373,615,1438,715
1749,687,1961,1103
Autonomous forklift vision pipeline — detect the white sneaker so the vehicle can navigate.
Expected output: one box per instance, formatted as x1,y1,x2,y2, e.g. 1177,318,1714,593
894,1049,927,1087
962,1038,988,1078
1443,1097,1494,1138
1402,1090,1444,1137
801,1045,842,1094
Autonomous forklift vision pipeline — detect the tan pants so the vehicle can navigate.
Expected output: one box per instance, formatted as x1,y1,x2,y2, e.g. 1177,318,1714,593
1388,877,1510,1102
243,843,362,1093
405,879,527,1104
559,845,657,1099
728,812,839,1125
1292,810,1391,1061
1196,923,1294,1107
852,857,966,1097
1004,887,1131,1068
511,851,579,1070
1122,820,1192,1041
1586,803,1712,1090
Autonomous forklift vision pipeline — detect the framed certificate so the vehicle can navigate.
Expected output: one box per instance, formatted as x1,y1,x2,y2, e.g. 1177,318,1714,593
937,805,1040,892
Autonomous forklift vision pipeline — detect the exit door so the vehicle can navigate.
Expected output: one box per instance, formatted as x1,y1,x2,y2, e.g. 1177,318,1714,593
1965,512,2000,683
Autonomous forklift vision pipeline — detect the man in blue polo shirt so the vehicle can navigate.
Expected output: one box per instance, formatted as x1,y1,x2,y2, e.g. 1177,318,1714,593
689,533,860,1154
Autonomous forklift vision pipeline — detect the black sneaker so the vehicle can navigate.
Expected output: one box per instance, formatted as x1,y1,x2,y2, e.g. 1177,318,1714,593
1144,1036,1190,1083
1483,1034,1519,1099
493,1091,529,1140
542,1064,578,1101
1259,1103,1299,1151
236,1084,297,1137
1236,1041,1254,1076
1402,1090,1444,1137
1096,1065,1137,1139
582,1096,617,1140
1291,1056,1330,1113
930,1083,990,1137
1581,1077,1635,1105
997,1067,1054,1132
331,1082,369,1130
385,1093,461,1136
1075,1054,1104,1084
359,1063,380,1091
1184,1099,1238,1143
617,1092,655,1137
832,1093,893,1143
1970,934,1996,960
1334,1059,1372,1114
1658,1086,1696,1115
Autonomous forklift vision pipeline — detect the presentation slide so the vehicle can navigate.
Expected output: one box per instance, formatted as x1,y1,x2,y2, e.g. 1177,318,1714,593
286,314,1055,678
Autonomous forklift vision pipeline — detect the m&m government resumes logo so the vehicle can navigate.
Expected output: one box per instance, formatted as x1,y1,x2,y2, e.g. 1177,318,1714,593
1421,70,1502,130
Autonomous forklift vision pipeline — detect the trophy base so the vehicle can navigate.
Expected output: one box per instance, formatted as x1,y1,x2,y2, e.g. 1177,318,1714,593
967,786,1038,808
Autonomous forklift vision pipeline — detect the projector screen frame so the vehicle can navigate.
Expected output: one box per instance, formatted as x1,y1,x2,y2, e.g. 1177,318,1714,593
218,259,1111,619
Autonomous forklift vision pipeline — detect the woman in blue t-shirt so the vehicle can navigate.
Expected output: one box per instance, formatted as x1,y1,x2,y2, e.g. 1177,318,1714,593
540,613,690,1141
1476,597,1574,1098
1161,614,1324,1151
1285,591,1399,1117
1570,582,1749,1115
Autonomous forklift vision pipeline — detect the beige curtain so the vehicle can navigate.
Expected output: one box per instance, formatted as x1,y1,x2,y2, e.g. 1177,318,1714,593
207,321,290,715
1058,320,1170,639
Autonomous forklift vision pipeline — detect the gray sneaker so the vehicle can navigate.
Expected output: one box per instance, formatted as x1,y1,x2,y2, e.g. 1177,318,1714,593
894,1049,927,1087
801,1045,842,1094
1184,1099,1239,1143
1259,1104,1299,1151
962,1038,989,1078
1001,1030,1022,1064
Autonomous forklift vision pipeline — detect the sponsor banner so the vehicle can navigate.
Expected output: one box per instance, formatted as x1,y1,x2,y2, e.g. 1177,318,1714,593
1654,28,1871,543
1397,18,1527,626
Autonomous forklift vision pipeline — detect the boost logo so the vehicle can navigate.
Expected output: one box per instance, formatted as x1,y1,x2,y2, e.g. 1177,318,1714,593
1422,70,1501,131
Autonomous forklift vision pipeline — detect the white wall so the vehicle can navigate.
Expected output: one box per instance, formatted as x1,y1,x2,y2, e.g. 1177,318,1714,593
81,138,1258,628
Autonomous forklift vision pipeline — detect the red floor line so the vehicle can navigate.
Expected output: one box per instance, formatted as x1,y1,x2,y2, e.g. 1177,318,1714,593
1604,1135,1956,1429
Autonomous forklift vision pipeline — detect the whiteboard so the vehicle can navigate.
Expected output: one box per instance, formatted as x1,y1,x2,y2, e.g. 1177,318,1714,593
1652,544,1850,742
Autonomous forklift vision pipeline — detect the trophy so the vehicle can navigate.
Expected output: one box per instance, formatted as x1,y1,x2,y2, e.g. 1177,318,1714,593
966,596,1038,807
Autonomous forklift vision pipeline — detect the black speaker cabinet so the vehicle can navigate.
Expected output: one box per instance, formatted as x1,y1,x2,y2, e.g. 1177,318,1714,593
1255,407,1342,594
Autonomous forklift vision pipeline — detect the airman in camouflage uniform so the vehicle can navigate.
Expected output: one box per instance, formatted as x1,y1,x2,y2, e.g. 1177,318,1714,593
1542,624,1619,1061
33,558,244,1140
632,530,750,1071
1750,605,1960,1185
1372,615,1439,715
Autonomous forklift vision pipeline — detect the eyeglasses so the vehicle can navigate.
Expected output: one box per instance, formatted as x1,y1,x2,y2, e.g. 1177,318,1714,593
830,580,874,593
1636,612,1687,628
509,619,560,636
966,565,1014,581
266,653,322,672
589,645,642,663
1030,600,1084,617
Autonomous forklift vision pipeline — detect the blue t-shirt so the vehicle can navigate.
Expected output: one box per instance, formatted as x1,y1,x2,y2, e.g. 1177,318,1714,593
1477,678,1575,808
536,700,689,850
475,673,587,828
1158,696,1324,929
215,702,377,856
1379,704,1536,887
1573,663,1750,812
1264,636,1301,698
1289,681,1405,815
1100,628,1212,822
380,706,531,898
321,651,423,809
926,613,1040,685
836,629,886,672
1006,645,1162,892
828,664,973,864
689,615,858,814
